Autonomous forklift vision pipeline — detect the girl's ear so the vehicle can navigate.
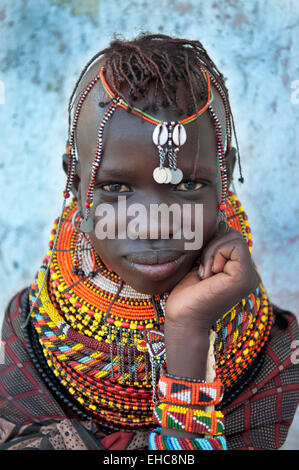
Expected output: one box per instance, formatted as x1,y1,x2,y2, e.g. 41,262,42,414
62,154,81,202
225,147,236,189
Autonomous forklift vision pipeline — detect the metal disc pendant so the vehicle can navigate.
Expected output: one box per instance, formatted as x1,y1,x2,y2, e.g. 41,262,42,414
152,123,168,146
80,217,94,233
170,168,183,184
164,168,173,184
172,124,187,147
153,167,168,184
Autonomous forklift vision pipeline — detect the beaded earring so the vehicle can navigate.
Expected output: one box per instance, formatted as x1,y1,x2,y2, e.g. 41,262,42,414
208,105,230,235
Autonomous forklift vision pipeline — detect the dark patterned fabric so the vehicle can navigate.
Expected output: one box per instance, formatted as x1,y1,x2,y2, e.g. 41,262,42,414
0,289,298,450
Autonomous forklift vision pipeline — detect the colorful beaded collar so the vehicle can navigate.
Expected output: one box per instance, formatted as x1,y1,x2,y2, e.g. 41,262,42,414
27,191,273,431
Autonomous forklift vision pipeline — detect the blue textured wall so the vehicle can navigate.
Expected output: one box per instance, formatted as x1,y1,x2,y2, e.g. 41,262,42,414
0,0,298,449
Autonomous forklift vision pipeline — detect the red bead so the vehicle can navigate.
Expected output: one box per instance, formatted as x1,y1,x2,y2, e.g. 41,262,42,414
219,203,226,211
64,292,71,299
122,322,130,328
75,302,82,308
138,388,146,394
242,213,248,220
85,201,90,208
48,241,54,248
248,240,253,246
64,191,70,198
137,324,145,330
245,226,251,232
106,317,114,324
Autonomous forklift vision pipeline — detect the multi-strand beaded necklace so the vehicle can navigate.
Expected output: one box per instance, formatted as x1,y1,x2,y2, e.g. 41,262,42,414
26,190,273,432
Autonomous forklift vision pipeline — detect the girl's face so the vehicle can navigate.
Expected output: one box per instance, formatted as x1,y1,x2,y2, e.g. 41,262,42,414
73,77,234,295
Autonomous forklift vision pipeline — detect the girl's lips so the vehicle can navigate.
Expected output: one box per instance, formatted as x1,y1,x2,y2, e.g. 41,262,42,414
123,252,186,281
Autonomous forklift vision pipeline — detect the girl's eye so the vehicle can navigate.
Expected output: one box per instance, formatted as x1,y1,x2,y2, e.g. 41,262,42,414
100,183,131,193
175,180,204,191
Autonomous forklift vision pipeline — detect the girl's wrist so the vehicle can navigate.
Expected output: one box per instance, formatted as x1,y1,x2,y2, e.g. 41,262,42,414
164,321,210,379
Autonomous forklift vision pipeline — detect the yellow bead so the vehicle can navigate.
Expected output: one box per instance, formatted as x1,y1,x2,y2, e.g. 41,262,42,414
146,323,154,329
114,320,122,327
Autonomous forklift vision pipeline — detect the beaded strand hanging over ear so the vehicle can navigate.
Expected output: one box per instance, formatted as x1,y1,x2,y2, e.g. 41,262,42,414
208,105,229,235
81,98,121,233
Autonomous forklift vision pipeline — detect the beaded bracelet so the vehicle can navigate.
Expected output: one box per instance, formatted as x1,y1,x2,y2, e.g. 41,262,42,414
153,403,224,435
149,428,227,450
158,372,224,406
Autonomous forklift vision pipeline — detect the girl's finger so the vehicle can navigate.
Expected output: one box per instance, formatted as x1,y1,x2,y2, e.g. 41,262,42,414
200,233,244,279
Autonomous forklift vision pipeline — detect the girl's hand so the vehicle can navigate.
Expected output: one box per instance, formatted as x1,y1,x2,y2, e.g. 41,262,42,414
163,227,259,379
165,227,259,331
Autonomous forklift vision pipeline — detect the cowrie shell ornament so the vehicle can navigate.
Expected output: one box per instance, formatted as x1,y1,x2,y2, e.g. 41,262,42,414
172,123,187,147
152,122,168,146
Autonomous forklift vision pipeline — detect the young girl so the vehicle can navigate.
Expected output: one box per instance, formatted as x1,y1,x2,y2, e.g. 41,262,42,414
1,34,298,451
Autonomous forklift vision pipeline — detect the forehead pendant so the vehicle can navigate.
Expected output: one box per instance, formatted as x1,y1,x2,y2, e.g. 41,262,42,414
152,121,186,184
